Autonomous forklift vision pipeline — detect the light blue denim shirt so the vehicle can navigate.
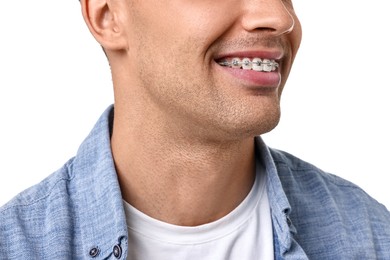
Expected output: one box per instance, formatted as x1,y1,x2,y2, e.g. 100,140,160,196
1,105,390,259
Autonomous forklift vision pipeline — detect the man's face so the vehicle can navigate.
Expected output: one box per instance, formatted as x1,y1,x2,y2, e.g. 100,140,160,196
120,0,302,141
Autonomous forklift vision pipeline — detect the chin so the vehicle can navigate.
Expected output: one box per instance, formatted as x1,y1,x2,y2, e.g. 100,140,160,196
243,105,281,136
248,116,281,137
216,111,281,141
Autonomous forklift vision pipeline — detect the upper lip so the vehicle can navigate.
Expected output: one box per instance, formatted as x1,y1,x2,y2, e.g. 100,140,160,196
214,50,284,61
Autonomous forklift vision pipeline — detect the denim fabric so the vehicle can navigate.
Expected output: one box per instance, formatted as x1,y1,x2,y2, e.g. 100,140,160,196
1,105,390,259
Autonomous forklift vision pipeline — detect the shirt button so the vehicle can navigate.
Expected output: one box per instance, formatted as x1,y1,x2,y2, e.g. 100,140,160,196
89,247,100,258
113,244,122,259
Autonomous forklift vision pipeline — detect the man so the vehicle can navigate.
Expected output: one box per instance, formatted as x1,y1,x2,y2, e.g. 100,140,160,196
1,0,389,259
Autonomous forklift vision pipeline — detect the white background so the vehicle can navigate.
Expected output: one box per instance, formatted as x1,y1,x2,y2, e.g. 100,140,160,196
0,1,389,209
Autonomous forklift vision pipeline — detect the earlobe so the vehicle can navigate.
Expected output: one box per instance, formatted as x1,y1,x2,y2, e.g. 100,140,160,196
81,0,127,51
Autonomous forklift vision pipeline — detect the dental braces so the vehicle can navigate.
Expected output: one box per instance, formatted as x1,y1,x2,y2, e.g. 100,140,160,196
218,59,279,68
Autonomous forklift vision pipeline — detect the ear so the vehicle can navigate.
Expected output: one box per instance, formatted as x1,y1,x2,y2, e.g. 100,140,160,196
81,0,127,51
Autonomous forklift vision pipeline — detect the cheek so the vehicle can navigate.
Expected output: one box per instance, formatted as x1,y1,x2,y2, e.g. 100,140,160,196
168,3,241,58
291,16,303,57
135,37,211,111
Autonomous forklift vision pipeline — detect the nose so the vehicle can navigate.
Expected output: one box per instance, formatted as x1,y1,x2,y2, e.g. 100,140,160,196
241,0,295,36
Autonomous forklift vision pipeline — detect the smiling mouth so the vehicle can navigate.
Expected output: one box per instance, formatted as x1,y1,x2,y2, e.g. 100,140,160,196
216,57,279,72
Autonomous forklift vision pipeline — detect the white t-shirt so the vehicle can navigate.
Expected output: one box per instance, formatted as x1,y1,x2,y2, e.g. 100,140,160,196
123,161,274,260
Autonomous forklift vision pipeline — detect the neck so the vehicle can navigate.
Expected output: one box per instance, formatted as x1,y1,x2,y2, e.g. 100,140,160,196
111,104,256,226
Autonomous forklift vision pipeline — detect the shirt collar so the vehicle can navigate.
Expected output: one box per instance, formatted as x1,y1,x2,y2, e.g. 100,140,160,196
71,105,128,258
255,137,296,255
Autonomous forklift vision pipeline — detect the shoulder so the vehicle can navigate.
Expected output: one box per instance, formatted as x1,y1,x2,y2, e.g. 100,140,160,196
0,158,78,258
269,148,372,191
0,106,126,259
269,148,390,257
1,159,75,211
269,148,389,213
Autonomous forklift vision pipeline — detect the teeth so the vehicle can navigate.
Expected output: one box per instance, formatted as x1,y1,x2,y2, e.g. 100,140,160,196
231,58,241,69
242,58,252,70
252,58,263,72
217,57,279,72
262,59,272,72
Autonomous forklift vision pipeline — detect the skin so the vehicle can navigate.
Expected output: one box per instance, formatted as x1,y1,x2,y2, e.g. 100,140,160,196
81,0,302,226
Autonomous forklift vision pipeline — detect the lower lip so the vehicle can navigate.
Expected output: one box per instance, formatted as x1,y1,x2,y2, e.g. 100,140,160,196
215,62,281,89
